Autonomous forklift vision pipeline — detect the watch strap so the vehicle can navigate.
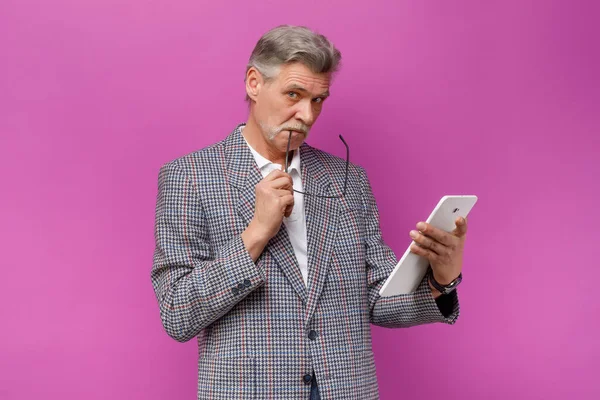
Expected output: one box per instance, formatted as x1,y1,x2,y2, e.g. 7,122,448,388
429,271,462,294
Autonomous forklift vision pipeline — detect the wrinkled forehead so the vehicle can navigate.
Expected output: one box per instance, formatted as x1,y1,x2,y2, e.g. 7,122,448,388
276,63,331,96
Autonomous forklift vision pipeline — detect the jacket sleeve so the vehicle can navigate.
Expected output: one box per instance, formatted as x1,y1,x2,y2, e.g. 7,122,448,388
150,161,265,342
357,167,460,328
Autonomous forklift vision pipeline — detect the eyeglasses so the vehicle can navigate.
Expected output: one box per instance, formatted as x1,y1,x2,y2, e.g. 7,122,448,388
284,130,349,198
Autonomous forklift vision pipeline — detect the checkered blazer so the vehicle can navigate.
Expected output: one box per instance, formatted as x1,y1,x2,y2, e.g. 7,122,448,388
151,124,459,400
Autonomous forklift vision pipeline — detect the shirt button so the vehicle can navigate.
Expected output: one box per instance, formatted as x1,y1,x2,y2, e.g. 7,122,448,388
308,330,318,340
303,374,312,384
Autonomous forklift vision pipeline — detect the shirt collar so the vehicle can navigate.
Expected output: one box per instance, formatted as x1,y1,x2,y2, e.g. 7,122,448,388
241,125,301,174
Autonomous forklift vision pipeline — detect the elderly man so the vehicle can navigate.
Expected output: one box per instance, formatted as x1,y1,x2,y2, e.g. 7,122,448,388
151,24,467,400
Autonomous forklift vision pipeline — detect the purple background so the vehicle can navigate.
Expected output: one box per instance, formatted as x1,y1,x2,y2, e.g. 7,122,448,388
1,0,598,399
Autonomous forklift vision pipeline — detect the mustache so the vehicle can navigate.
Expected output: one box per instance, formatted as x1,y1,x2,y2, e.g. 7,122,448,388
278,125,309,134
268,125,310,141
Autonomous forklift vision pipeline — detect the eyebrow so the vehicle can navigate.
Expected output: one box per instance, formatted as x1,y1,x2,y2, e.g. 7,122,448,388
285,84,330,98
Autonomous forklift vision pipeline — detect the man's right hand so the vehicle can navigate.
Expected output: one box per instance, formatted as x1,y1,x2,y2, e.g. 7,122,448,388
241,170,294,261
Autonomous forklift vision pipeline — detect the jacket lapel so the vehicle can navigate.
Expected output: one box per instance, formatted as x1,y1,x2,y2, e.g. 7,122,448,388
224,125,307,303
299,144,340,324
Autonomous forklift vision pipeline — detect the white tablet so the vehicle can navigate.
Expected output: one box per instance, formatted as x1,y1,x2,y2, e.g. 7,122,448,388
378,195,478,297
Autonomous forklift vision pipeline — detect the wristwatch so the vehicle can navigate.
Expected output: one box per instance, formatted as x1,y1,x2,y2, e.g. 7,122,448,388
428,271,462,295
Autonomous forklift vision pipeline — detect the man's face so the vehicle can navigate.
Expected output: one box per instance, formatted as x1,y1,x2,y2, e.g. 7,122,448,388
250,62,331,153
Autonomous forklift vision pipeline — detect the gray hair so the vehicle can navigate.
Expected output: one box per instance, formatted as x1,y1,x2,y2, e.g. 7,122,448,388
245,25,342,102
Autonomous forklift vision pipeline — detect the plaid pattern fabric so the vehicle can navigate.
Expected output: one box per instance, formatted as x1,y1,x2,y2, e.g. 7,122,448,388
151,124,459,400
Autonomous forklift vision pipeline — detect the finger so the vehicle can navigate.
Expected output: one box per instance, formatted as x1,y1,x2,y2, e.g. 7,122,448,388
278,194,294,216
270,176,294,190
280,194,294,206
264,169,291,181
416,222,454,246
453,217,468,237
410,230,444,255
275,188,294,197
281,195,294,216
264,169,284,180
409,243,438,262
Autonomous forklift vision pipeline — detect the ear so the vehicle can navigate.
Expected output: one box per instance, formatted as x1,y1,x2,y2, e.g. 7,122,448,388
245,67,262,102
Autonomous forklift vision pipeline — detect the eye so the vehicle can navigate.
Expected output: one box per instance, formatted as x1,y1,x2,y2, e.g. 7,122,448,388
287,91,298,99
313,97,324,104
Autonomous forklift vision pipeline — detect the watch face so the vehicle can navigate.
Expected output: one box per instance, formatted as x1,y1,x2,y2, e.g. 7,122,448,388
429,272,461,294
444,276,461,293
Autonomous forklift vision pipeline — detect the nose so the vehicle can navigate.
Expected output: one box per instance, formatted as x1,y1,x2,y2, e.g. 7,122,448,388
295,100,314,127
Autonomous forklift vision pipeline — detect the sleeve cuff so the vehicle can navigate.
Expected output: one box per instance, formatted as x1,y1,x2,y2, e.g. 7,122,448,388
435,290,458,318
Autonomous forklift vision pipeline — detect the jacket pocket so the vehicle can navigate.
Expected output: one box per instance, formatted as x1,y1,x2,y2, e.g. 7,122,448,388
198,356,255,399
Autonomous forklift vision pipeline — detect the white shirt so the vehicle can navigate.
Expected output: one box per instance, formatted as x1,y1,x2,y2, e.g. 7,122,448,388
241,128,309,286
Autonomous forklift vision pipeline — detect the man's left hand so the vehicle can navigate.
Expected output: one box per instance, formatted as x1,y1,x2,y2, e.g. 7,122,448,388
409,217,468,294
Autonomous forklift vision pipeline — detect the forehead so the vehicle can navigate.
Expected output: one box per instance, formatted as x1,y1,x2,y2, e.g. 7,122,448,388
276,62,331,94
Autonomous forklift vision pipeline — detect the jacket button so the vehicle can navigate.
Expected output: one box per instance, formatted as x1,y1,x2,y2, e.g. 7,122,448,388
308,330,318,340
303,374,312,384
243,279,251,287
237,283,245,291
231,287,239,296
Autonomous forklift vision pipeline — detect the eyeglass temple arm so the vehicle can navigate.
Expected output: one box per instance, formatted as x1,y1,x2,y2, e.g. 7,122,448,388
285,131,292,173
286,131,350,196
339,134,349,196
